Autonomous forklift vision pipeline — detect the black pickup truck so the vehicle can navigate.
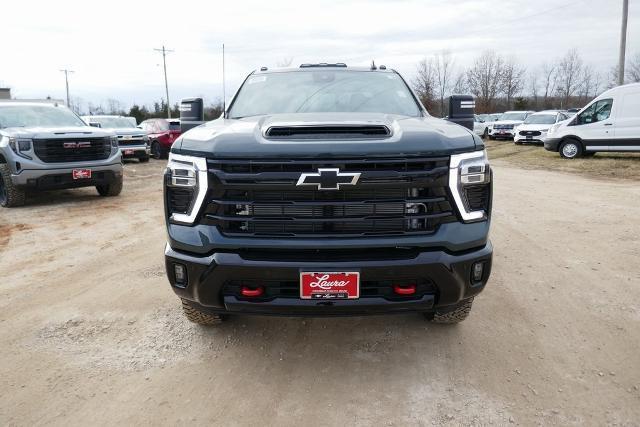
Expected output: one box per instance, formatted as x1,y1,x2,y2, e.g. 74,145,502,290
163,64,492,325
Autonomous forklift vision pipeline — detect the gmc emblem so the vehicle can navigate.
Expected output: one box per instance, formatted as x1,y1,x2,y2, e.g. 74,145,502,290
63,141,91,149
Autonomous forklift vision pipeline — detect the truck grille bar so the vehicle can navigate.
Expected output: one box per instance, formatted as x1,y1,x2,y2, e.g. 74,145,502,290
202,158,457,237
33,137,111,163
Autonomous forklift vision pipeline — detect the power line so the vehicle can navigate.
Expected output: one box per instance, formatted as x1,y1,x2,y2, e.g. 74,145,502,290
153,45,174,118
59,69,74,109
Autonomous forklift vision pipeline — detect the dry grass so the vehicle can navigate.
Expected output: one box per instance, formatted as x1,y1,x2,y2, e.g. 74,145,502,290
485,139,640,181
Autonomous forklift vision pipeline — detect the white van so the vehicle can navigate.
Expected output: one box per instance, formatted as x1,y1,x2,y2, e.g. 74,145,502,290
544,83,640,158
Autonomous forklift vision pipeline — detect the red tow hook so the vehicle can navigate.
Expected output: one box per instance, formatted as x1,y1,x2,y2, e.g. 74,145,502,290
241,286,264,297
393,284,416,295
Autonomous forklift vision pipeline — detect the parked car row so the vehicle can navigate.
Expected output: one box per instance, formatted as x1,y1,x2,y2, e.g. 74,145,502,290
473,83,640,159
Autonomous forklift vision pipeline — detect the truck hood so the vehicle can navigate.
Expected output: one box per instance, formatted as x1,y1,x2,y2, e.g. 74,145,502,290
108,127,146,137
0,126,115,139
174,113,479,159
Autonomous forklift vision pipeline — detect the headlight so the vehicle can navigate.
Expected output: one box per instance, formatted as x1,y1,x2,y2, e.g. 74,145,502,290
547,124,559,136
166,152,208,224
449,150,491,222
110,135,119,148
9,137,34,160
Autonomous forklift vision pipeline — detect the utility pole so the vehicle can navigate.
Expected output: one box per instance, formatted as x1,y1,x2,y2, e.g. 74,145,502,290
618,0,629,86
154,45,174,118
59,69,75,109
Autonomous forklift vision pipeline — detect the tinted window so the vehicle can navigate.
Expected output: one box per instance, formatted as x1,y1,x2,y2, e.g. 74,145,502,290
577,99,613,125
228,70,421,118
499,112,528,121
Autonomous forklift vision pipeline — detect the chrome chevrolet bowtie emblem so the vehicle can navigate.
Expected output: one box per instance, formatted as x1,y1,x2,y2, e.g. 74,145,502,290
296,168,361,190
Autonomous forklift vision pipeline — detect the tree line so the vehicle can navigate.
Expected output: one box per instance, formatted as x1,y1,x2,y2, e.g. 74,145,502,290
413,49,640,116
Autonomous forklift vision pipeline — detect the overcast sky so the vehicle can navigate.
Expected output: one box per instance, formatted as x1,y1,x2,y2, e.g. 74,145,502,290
1,0,637,110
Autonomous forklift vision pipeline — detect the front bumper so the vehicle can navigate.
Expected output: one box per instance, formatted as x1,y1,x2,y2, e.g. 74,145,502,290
11,162,123,189
119,145,150,159
514,131,547,143
490,130,515,139
165,241,493,316
544,137,561,152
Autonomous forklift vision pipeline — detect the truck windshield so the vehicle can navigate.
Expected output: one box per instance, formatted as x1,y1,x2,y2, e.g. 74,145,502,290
89,117,135,128
228,70,421,119
524,114,556,125
0,104,87,129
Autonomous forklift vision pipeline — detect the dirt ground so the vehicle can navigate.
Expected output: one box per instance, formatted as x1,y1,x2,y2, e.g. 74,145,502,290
0,157,639,426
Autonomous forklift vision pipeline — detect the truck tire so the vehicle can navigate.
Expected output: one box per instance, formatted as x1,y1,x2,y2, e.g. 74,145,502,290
96,176,123,197
559,139,583,159
427,298,474,324
0,164,26,208
181,298,226,326
139,155,150,163
151,141,162,159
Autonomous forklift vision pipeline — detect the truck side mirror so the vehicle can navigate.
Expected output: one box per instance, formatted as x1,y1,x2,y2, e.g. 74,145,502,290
445,95,475,131
180,97,204,133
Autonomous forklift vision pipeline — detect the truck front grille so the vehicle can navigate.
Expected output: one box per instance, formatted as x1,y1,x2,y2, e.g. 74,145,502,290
201,158,457,237
33,137,111,163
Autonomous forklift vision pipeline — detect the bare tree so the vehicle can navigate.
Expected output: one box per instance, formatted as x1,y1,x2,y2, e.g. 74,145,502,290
106,98,123,115
412,58,437,113
501,57,526,109
556,49,583,107
433,50,455,117
579,65,600,103
276,57,293,68
626,52,640,83
466,50,504,113
540,62,558,109
451,72,467,95
529,71,539,110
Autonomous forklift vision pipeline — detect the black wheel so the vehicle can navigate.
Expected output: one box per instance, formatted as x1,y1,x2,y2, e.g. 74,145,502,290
139,155,150,163
151,141,162,159
514,140,523,145
96,176,123,197
559,139,583,159
489,135,495,140
0,164,26,208
181,299,226,326
425,298,474,324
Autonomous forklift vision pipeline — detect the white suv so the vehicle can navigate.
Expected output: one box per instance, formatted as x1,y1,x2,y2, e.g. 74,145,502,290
514,111,568,145
488,111,534,140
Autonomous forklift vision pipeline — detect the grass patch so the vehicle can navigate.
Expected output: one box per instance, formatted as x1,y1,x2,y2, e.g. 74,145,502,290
485,139,640,181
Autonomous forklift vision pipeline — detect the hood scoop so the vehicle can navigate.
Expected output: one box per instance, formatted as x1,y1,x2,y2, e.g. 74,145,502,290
265,124,391,140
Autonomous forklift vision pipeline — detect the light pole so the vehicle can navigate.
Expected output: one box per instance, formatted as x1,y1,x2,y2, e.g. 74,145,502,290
618,0,629,86
154,45,174,118
59,69,75,109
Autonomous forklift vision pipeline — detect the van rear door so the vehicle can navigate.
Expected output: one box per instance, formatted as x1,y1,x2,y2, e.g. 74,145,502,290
610,88,640,152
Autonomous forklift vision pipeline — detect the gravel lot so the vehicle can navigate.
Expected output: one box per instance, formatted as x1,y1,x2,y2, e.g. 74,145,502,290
1,158,639,426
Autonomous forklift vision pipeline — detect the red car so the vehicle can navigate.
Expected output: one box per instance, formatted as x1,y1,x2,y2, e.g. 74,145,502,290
139,118,181,159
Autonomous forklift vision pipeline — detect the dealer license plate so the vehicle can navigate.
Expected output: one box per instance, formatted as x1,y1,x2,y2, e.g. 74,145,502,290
300,272,360,299
124,149,134,155
72,169,92,179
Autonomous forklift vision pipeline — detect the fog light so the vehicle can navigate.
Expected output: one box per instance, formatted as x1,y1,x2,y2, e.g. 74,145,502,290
174,263,187,285
472,262,484,283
